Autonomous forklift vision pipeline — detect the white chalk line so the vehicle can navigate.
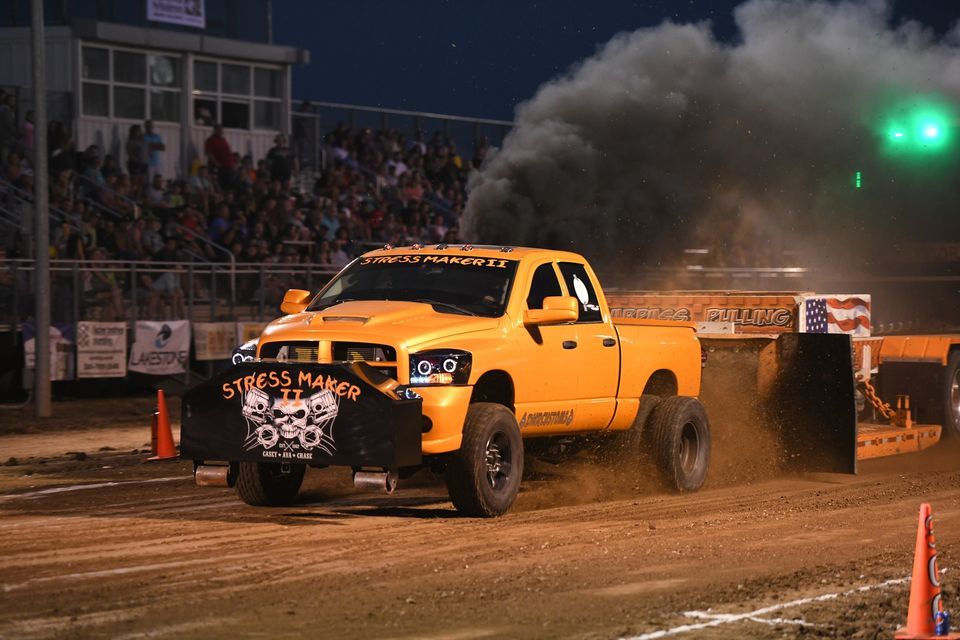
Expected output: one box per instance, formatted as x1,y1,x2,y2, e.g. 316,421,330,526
684,611,815,628
0,476,190,502
622,576,910,640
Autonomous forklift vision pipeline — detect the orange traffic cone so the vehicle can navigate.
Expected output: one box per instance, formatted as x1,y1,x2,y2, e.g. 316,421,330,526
148,389,177,461
896,503,960,639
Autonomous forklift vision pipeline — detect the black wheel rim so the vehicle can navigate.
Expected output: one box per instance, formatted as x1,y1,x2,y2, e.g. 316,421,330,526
484,431,513,491
679,421,700,476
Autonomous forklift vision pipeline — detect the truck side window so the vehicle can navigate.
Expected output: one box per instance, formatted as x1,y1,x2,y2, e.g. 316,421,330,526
527,263,563,309
558,262,602,322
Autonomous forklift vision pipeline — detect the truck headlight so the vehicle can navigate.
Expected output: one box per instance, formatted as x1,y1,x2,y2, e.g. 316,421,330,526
409,350,472,386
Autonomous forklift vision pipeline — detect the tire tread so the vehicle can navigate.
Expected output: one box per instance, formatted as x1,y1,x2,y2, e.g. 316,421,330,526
647,396,710,492
236,462,305,506
445,403,523,517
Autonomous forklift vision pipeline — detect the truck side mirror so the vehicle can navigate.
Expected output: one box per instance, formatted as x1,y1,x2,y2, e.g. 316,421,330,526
523,296,578,326
280,289,312,315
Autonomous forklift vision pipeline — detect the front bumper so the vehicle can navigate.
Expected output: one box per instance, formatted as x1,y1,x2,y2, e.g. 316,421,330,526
180,362,423,469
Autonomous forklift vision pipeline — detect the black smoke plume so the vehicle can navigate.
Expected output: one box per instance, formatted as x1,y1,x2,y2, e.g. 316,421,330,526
462,0,960,276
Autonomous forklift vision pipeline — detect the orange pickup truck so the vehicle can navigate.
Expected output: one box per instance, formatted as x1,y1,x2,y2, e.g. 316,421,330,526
181,245,709,516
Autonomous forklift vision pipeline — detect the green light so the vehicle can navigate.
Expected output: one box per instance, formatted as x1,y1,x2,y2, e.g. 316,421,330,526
855,171,861,188
878,97,954,157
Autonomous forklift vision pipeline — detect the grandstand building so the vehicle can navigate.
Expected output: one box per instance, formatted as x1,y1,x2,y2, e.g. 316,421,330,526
0,1,308,179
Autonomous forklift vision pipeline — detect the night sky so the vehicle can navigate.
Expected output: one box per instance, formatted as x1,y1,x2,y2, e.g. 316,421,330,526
275,1,959,121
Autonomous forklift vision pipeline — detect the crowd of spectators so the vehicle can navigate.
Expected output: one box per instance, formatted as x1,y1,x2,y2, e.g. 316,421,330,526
0,88,489,319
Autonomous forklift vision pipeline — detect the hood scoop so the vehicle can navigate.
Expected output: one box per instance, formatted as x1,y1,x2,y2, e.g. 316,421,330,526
320,315,369,324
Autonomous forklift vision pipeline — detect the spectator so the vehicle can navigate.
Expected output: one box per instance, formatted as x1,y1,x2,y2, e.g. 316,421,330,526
166,181,185,209
2,150,24,184
53,222,85,260
143,119,165,178
204,124,236,189
48,120,74,175
208,204,232,245
20,110,34,159
0,93,16,163
84,247,125,320
142,216,164,256
101,154,121,180
330,239,350,267
125,124,149,197
51,168,75,208
266,134,294,185
145,173,168,209
142,236,185,319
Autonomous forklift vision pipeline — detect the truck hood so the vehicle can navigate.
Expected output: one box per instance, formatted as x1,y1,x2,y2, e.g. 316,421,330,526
261,300,501,346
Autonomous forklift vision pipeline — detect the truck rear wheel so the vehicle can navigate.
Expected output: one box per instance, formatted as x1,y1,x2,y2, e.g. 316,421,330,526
235,462,306,506
445,403,523,517
647,396,710,491
944,352,960,438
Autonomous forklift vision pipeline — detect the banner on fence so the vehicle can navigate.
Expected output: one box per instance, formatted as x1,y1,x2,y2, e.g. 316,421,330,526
23,322,75,381
194,322,235,361
128,320,190,375
236,322,268,346
146,0,205,29
76,322,127,378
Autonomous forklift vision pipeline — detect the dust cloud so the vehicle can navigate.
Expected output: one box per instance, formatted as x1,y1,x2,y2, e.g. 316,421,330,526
463,0,960,275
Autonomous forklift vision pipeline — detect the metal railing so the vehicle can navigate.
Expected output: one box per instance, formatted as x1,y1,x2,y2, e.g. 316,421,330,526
0,256,819,327
5,256,960,334
0,259,341,328
75,173,141,218
0,177,81,232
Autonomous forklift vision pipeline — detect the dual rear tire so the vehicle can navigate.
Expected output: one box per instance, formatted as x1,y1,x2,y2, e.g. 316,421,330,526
644,396,711,491
236,462,306,506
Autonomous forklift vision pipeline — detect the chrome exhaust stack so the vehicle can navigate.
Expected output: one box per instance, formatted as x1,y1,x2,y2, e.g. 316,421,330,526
353,469,398,494
195,464,234,487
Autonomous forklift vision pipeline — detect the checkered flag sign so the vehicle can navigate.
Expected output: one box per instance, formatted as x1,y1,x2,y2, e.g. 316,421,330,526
76,323,91,348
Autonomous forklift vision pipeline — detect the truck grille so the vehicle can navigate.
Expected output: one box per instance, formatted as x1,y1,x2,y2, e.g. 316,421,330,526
259,341,319,362
333,343,396,363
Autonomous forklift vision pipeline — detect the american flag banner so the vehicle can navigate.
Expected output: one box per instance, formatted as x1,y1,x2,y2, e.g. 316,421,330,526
800,295,871,336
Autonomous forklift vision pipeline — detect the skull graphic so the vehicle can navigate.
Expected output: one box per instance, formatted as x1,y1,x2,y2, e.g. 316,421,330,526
307,389,338,424
241,388,270,425
270,397,309,439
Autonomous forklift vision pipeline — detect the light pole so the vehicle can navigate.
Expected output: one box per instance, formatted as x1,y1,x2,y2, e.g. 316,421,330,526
31,0,51,417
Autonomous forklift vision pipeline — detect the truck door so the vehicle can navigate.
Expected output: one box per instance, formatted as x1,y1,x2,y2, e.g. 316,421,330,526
558,262,619,429
513,261,581,435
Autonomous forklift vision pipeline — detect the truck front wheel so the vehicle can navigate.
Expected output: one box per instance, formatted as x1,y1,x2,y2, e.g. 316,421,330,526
235,462,306,506
647,396,711,491
445,403,523,517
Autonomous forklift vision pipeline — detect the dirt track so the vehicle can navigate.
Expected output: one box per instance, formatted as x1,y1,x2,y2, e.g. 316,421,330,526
2,400,960,639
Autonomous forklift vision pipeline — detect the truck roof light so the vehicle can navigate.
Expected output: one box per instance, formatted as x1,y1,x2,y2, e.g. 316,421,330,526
411,244,422,250
381,244,393,251
499,246,514,252
461,244,474,251
435,243,448,250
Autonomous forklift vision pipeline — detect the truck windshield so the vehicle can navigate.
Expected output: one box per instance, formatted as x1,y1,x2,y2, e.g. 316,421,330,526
308,254,519,317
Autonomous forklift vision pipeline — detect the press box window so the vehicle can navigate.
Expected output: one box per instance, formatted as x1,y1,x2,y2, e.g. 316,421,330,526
558,262,602,322
82,46,109,80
